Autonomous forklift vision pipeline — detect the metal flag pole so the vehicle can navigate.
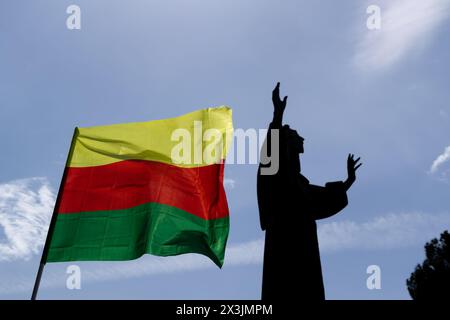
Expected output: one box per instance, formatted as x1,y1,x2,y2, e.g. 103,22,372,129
31,128,78,300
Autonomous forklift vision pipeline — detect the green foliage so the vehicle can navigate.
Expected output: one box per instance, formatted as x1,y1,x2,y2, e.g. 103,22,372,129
407,230,450,300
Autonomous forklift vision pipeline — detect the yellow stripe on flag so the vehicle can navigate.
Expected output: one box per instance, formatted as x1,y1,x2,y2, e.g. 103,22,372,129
68,106,233,168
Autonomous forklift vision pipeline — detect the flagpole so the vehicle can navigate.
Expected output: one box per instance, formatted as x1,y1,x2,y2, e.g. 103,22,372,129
31,128,78,300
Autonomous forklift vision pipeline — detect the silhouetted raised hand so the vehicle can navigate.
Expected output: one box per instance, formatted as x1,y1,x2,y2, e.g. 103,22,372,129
272,82,288,127
344,154,362,190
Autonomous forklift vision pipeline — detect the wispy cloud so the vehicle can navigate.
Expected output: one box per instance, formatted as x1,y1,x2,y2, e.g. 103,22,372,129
0,177,446,294
318,212,450,252
57,239,264,286
354,0,450,71
2,211,449,296
0,239,264,296
0,178,54,261
224,178,236,189
429,146,450,181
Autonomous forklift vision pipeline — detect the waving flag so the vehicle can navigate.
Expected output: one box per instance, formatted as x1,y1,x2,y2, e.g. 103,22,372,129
46,107,233,267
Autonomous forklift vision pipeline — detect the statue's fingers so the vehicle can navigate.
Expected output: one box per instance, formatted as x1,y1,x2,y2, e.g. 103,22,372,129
272,83,280,99
355,163,362,170
273,82,280,94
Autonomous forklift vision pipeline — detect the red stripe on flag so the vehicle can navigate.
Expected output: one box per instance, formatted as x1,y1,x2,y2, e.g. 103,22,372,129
57,160,229,220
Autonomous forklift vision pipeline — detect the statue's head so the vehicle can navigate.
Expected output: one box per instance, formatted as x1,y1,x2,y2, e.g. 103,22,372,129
283,125,304,154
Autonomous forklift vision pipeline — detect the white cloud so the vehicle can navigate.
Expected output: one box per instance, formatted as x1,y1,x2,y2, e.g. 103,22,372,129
224,178,236,189
439,109,448,118
354,0,450,71
429,146,450,181
55,239,264,286
3,211,449,296
318,212,450,252
1,178,448,296
0,239,265,295
0,178,55,262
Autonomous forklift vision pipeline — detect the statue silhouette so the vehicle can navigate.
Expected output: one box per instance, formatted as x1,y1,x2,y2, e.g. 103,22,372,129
257,82,361,300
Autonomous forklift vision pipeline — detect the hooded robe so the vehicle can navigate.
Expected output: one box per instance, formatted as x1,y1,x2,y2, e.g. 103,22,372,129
257,122,348,300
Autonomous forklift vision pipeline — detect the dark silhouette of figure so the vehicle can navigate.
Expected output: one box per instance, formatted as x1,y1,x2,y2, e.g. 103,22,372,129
257,83,361,300
407,230,450,300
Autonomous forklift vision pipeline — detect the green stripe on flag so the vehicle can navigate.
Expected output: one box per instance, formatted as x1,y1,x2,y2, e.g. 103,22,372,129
47,202,229,267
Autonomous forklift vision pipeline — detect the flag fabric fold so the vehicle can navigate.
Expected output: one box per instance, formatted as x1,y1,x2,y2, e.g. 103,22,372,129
47,106,233,267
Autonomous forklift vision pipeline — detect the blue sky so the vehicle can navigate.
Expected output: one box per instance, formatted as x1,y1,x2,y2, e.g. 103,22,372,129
1,0,450,299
